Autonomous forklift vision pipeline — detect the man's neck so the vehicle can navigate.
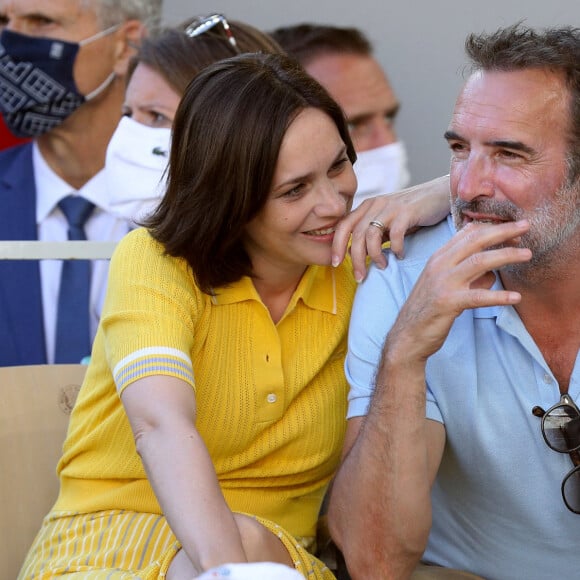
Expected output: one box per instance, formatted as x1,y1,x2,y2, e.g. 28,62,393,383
35,78,125,191
502,235,580,391
503,247,579,320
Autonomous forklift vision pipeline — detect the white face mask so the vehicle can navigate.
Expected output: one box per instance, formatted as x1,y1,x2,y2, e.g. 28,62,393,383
105,116,171,223
352,141,411,209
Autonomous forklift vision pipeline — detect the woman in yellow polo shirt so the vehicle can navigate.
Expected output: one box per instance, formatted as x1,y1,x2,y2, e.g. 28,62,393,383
19,10,456,575
20,50,358,579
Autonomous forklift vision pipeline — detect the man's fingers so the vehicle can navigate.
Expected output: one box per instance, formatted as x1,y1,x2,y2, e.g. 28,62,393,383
460,246,532,283
435,219,530,266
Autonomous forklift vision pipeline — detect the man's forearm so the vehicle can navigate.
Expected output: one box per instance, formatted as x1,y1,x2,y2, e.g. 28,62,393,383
329,341,434,579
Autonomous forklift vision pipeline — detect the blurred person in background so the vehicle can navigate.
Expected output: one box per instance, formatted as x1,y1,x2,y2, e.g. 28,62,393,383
0,0,161,366
105,14,284,225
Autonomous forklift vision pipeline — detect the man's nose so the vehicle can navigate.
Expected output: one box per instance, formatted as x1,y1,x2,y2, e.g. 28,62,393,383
455,154,495,202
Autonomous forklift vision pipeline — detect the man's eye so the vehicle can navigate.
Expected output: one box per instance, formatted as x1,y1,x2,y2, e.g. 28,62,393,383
29,15,55,26
499,150,521,159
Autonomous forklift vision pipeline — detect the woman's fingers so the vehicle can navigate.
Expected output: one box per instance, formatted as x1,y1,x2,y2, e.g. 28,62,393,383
333,175,452,280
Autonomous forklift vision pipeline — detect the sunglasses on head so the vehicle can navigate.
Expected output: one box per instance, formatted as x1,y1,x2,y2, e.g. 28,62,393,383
184,13,238,49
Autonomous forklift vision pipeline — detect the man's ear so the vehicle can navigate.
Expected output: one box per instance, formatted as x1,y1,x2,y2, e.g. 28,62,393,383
112,20,146,77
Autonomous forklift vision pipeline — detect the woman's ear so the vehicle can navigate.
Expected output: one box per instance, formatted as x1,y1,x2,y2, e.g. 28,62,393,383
112,20,146,77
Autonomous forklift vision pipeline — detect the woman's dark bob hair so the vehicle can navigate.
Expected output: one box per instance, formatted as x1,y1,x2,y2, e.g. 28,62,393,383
144,52,356,294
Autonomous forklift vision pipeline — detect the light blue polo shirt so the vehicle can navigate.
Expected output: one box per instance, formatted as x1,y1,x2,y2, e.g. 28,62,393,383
346,215,580,580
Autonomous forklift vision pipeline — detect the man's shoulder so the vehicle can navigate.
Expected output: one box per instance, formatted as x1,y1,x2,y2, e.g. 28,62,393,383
360,216,456,308
0,142,34,193
396,214,455,265
0,141,33,166
0,143,36,215
364,216,455,297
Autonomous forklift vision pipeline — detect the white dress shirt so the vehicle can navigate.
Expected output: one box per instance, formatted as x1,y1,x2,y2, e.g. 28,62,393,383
34,143,131,363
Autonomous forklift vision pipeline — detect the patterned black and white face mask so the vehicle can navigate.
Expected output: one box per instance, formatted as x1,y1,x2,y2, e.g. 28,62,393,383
0,26,118,138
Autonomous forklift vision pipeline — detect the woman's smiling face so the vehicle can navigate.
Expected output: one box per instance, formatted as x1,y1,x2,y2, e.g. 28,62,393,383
243,107,357,279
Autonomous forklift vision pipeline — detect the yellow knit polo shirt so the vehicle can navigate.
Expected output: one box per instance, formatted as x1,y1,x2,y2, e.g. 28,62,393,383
55,227,356,541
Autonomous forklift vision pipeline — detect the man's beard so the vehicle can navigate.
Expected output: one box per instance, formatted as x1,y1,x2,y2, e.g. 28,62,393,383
451,179,580,280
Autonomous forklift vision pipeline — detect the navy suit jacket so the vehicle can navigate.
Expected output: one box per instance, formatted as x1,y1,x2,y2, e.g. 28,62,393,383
0,143,47,365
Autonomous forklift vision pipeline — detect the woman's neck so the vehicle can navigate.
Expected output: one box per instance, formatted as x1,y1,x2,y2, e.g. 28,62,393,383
251,265,307,324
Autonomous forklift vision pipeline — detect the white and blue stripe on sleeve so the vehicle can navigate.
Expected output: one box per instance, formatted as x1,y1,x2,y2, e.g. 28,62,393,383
113,346,194,393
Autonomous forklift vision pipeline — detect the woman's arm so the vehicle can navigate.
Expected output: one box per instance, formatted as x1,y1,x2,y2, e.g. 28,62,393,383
121,375,246,572
332,174,451,282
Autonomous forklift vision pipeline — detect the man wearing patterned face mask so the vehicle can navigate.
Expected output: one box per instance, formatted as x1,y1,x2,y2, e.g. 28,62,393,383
0,0,161,367
0,22,124,136
271,23,411,209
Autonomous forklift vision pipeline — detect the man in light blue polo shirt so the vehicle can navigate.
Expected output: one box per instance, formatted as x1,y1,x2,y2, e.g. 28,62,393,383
328,23,580,580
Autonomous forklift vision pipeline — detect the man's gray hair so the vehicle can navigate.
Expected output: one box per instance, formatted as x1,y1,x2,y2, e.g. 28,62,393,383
82,0,162,30
465,22,580,183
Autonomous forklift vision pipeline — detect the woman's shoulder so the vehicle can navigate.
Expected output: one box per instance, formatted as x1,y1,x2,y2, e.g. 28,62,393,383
334,255,356,284
113,227,162,257
110,228,196,288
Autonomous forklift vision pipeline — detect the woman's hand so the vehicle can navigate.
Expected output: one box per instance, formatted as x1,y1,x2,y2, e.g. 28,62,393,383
332,175,451,282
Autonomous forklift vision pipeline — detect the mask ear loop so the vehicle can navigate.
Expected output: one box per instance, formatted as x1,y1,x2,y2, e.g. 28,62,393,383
79,23,122,46
84,71,116,100
79,23,122,100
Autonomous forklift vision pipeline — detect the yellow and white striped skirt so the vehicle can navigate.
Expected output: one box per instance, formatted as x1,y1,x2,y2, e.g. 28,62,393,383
18,510,335,579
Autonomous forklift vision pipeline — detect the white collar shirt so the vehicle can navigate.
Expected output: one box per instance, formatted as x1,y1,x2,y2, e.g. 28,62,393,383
34,142,131,363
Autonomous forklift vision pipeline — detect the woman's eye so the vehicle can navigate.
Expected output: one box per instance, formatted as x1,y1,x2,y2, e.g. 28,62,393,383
282,184,304,198
329,157,348,174
149,112,172,127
